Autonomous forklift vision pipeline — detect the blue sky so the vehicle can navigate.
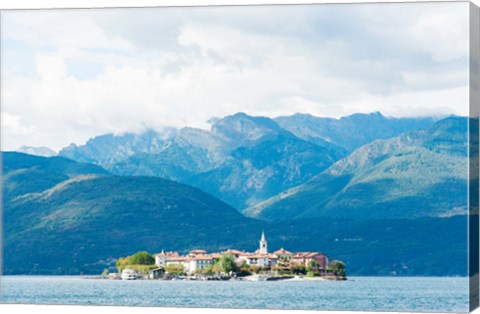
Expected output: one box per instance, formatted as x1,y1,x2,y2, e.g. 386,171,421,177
1,2,470,151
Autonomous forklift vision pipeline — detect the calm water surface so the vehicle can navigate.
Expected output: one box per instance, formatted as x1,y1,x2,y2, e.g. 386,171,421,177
0,276,469,312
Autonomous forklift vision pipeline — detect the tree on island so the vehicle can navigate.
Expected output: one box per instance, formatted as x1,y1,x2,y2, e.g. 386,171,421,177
213,254,238,274
289,262,307,275
129,251,155,265
306,259,321,277
329,260,347,276
195,265,215,276
307,259,320,272
237,261,251,277
116,257,129,272
115,251,156,274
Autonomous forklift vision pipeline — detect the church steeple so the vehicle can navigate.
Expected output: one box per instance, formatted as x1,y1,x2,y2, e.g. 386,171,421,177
259,230,268,254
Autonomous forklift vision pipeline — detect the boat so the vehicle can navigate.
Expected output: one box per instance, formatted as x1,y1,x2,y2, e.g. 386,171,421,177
121,269,139,280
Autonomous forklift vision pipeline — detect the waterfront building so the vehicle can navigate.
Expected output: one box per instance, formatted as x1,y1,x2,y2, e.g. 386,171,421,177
245,254,278,267
151,231,330,275
188,249,207,257
149,267,165,279
274,248,293,260
164,256,190,271
291,252,329,269
188,255,215,273
221,249,247,259
155,250,179,267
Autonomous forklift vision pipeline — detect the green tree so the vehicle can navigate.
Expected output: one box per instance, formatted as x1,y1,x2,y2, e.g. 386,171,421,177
329,260,346,276
236,261,251,277
307,259,320,272
213,254,238,274
239,261,249,269
290,262,307,275
116,257,129,272
129,251,155,265
196,265,214,275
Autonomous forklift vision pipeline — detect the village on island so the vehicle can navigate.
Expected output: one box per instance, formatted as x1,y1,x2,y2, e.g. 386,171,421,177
105,231,347,281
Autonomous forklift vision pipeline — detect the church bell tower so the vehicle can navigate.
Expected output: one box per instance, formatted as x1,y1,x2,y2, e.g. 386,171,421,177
259,230,268,254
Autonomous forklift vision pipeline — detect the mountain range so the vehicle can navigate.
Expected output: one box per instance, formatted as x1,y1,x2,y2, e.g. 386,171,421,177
4,112,471,276
59,112,436,210
243,117,468,220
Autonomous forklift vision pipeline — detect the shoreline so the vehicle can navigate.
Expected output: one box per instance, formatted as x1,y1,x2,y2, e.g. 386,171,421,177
237,275,347,282
1,274,468,278
79,274,348,281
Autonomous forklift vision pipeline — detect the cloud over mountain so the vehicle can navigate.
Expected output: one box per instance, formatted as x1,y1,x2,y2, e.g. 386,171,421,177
2,2,469,151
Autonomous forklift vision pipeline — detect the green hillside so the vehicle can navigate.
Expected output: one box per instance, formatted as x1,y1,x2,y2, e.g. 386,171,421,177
2,152,109,202
2,152,261,274
2,151,469,276
244,117,468,220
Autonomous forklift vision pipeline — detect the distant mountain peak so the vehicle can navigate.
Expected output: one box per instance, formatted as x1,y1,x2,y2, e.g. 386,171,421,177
340,111,385,120
16,146,57,157
211,112,289,143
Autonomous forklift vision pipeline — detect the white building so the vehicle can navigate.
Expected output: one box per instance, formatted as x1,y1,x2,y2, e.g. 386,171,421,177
274,248,293,260
187,256,215,274
245,231,278,266
156,251,216,274
164,256,190,271
155,250,179,267
245,254,278,267
152,230,282,275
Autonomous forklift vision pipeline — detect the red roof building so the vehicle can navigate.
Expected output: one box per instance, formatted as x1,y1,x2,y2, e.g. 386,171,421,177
291,252,329,269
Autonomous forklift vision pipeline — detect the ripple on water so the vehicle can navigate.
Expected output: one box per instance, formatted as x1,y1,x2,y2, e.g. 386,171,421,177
0,276,469,312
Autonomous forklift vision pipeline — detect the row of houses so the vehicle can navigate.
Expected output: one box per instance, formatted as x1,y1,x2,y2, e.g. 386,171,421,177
154,231,329,275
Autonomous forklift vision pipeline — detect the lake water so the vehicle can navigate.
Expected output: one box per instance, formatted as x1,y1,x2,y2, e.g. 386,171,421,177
0,276,469,312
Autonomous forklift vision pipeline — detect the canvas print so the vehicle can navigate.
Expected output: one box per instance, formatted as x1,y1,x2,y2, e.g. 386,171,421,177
1,1,479,313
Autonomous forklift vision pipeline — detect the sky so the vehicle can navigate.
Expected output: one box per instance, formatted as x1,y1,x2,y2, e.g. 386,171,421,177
1,2,470,151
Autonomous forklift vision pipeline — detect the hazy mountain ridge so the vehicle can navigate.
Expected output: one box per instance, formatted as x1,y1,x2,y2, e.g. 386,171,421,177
274,112,437,152
59,112,435,210
60,113,343,209
16,146,57,157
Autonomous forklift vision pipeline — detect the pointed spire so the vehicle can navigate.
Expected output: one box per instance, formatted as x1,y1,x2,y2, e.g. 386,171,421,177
259,229,268,254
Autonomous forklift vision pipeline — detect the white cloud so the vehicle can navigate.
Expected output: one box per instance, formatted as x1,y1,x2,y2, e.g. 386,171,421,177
3,10,135,52
410,8,469,62
1,2,470,151
2,112,34,134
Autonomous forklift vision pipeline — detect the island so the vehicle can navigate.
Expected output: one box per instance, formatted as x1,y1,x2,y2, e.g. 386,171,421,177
105,231,347,281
